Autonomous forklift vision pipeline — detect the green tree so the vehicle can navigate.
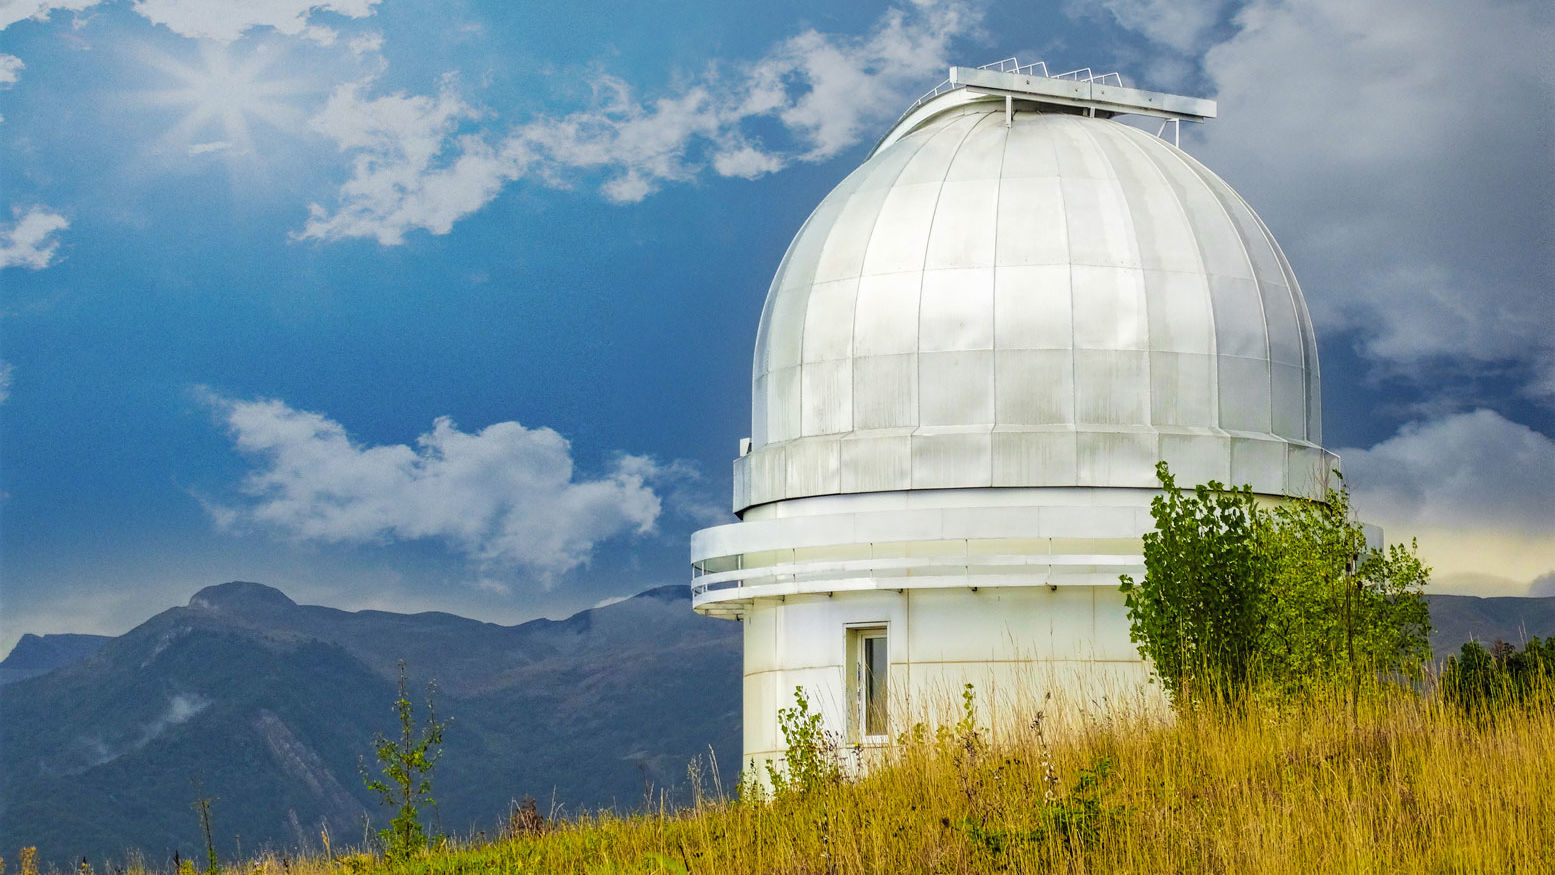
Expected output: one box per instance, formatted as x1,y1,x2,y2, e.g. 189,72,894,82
1120,463,1431,708
1118,462,1270,705
1256,484,1432,705
363,661,446,860
1442,637,1555,716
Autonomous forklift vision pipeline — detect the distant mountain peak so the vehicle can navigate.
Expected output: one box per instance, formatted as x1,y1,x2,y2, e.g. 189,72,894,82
188,581,298,615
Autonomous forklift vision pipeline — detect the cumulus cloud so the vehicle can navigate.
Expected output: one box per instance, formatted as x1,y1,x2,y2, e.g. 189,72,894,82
1069,0,1230,54
296,79,529,244
1338,410,1555,585
0,205,69,269
204,392,667,579
2,0,379,41
129,0,379,43
1178,0,1555,403
0,53,22,87
298,0,979,242
0,0,101,31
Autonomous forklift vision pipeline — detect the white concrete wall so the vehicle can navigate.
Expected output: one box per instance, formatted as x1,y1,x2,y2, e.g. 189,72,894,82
740,585,1152,771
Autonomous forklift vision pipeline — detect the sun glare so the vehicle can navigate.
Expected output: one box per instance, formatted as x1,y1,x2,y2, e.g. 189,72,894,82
140,42,310,157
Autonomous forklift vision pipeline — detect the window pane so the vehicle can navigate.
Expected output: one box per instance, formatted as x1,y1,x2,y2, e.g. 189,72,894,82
864,635,887,736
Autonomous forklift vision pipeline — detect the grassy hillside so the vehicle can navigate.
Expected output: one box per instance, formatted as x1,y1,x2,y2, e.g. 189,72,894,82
14,685,1549,874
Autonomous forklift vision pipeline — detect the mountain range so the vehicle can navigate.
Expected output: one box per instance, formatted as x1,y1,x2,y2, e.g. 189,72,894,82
0,582,743,867
2,583,1550,867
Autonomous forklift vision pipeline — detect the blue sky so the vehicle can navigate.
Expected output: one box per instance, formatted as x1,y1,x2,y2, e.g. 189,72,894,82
2,0,1551,653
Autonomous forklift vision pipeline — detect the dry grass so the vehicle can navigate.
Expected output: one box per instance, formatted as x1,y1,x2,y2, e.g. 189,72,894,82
18,687,1553,874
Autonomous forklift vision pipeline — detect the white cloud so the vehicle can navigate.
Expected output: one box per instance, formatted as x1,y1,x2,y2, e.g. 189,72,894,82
129,0,379,43
0,0,101,31
1070,0,1230,55
187,140,233,155
0,205,69,270
296,79,529,244
1338,409,1555,585
298,0,980,241
1186,0,1554,402
0,53,22,86
204,393,666,580
0,360,12,403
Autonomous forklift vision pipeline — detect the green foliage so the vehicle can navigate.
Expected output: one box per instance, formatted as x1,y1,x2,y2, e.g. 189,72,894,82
363,661,447,860
1441,638,1555,716
1257,485,1432,699
1119,462,1269,704
1120,462,1432,707
763,686,841,798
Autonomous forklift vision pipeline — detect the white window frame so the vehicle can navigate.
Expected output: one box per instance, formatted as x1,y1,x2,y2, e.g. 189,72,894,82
846,624,890,744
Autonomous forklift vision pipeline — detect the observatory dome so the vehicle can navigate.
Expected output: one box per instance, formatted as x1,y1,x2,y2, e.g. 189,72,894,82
737,103,1334,513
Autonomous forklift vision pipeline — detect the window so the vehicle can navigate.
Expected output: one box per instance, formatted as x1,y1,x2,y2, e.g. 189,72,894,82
849,626,889,742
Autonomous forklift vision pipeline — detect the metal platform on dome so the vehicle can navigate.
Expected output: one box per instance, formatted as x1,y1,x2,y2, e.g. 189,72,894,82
874,59,1217,154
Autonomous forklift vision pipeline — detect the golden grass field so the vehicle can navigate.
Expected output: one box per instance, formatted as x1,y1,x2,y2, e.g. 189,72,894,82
13,682,1548,874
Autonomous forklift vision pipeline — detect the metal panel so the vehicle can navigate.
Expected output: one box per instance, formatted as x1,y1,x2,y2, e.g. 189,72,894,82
991,429,1078,485
1217,355,1271,433
801,277,859,363
1207,274,1267,358
1148,351,1215,427
995,349,1074,424
853,271,922,356
1269,362,1306,441
861,182,940,275
1071,265,1147,349
1157,430,1231,486
751,372,770,446
763,275,810,372
919,350,995,426
1060,175,1140,269
926,180,999,269
746,444,787,507
919,267,995,351
801,359,852,436
1048,116,1113,181
1139,145,1251,280
1257,275,1304,367
786,437,841,498
995,177,1069,265
1230,436,1287,494
841,432,912,493
1285,444,1328,500
812,186,894,284
852,354,918,430
912,430,992,489
895,111,980,185
1142,269,1214,354
1073,349,1149,425
732,454,751,513
766,365,802,443
1089,125,1203,274
1001,115,1061,179
1076,428,1156,486
944,112,1008,182
994,264,1072,349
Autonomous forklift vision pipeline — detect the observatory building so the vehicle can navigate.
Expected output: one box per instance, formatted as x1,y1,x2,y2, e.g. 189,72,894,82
690,62,1335,767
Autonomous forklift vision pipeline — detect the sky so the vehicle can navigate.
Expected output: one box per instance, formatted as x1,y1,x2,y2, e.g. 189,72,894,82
1,0,1551,655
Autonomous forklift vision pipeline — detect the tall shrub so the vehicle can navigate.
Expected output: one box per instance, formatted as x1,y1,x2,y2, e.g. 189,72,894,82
1118,462,1270,705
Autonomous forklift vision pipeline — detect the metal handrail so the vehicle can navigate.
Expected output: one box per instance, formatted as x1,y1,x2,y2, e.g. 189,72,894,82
888,59,1123,132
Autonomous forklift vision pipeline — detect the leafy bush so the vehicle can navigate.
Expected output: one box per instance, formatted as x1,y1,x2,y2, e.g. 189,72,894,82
761,686,841,798
1120,462,1431,707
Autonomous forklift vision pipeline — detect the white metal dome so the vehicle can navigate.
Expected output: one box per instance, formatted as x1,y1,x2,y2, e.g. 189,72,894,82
736,99,1334,514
